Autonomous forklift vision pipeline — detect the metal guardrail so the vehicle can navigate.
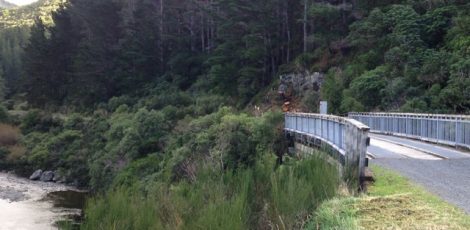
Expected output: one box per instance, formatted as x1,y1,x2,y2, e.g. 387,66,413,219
349,112,470,150
284,113,370,188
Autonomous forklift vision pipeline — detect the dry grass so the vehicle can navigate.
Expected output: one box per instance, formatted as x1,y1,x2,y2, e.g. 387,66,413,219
356,194,467,230
356,166,470,230
0,124,25,162
0,124,20,146
309,165,470,230
6,145,26,162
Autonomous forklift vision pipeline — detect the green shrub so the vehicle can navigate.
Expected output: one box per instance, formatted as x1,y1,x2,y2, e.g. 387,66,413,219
400,98,428,113
107,95,135,112
349,66,388,109
63,113,85,130
0,147,8,160
20,110,62,133
0,105,9,123
82,154,339,229
340,90,365,113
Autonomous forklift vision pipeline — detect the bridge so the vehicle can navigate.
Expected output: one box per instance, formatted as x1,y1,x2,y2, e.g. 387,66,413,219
285,112,470,213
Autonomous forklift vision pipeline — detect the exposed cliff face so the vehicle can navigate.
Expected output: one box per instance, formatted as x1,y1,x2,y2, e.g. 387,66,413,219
277,72,325,113
279,72,325,95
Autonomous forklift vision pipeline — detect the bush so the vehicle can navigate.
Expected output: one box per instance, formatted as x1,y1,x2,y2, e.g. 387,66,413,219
216,114,257,170
0,105,9,123
349,66,388,109
20,110,62,133
0,147,8,160
107,95,135,112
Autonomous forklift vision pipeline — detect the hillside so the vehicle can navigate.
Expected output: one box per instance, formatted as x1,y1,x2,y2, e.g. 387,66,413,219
0,0,16,9
0,0,64,28
0,0,63,97
0,0,468,228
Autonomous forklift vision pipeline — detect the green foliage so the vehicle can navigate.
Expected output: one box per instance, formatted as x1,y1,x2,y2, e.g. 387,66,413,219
21,128,90,184
82,154,339,229
88,108,169,189
0,146,8,160
305,197,359,230
350,66,388,109
0,26,29,94
340,90,365,113
0,104,9,122
20,109,61,133
334,2,470,113
0,0,64,28
5,0,470,228
270,156,339,228
321,69,344,114
111,154,163,188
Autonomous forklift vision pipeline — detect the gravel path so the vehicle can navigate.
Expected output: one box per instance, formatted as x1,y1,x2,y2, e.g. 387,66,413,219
372,159,470,214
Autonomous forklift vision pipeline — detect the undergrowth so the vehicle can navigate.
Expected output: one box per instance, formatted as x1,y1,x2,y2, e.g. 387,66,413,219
81,154,339,229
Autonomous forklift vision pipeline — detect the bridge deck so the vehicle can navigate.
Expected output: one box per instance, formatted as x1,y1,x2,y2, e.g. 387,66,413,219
368,134,470,214
370,133,470,159
368,138,442,160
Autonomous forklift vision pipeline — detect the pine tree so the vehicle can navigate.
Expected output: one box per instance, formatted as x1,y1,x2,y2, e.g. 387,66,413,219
23,18,50,106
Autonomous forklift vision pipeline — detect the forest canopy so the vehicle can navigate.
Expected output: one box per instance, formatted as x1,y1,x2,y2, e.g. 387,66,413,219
1,0,463,113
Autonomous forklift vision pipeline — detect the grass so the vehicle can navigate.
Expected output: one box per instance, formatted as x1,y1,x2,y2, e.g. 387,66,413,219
80,154,339,229
0,123,20,146
307,165,470,230
6,145,26,161
0,123,26,163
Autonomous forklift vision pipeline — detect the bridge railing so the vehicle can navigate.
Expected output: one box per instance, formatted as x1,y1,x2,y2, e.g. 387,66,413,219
349,112,470,150
284,113,370,188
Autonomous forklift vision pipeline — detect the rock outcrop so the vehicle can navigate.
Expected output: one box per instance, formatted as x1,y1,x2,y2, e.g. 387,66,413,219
53,173,66,183
279,72,325,95
39,171,54,182
29,169,43,180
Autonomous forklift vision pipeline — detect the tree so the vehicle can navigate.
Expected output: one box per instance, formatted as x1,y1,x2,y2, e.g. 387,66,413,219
350,66,388,109
23,18,50,106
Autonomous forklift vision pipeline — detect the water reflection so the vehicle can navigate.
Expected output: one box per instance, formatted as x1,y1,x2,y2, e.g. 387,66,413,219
0,172,86,230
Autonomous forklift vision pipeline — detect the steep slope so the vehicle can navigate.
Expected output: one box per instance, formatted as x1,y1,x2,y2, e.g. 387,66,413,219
0,0,64,28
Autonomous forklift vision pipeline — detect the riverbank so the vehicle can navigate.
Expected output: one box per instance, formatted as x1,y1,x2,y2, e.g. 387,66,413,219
0,172,86,230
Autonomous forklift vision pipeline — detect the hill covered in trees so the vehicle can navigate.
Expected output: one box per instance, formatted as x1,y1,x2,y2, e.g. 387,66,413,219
0,0,62,99
0,0,468,228
17,0,470,114
0,0,64,28
0,0,16,9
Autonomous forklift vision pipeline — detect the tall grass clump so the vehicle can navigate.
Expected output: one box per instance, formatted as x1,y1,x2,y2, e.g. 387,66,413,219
82,154,339,229
269,155,339,228
81,187,163,230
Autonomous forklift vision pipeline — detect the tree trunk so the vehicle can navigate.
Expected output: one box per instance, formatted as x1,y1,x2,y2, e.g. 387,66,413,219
201,10,205,52
285,3,291,62
303,0,308,53
159,0,164,68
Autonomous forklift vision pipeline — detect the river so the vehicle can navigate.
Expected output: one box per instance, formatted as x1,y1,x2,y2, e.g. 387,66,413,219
0,172,87,230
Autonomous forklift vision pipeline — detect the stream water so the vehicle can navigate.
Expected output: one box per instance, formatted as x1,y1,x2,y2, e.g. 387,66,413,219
0,172,87,230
